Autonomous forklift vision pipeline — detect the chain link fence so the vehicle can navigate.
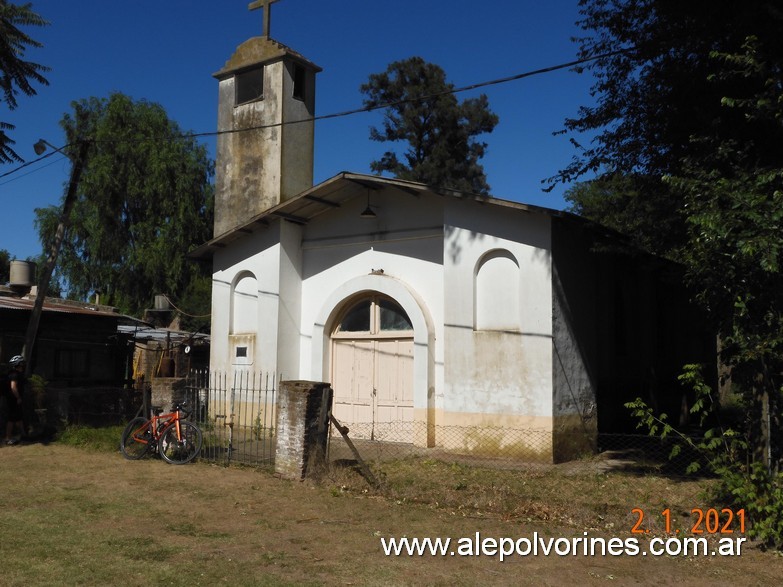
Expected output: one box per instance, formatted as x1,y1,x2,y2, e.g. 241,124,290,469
326,422,710,477
177,371,709,478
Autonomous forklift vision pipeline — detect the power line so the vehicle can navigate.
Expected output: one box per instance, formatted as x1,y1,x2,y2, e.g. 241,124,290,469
188,49,627,139
161,294,211,319
0,49,627,183
0,153,68,186
0,148,67,180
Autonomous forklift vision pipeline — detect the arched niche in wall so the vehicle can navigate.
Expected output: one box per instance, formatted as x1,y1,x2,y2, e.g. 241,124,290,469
231,271,258,335
474,249,521,331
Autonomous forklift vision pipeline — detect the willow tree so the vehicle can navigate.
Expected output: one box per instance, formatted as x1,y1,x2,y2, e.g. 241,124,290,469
35,93,214,320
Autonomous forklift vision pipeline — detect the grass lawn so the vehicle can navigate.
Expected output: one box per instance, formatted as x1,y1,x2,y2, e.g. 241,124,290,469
0,434,780,586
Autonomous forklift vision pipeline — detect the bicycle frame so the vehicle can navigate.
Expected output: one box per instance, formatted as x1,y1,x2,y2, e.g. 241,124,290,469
152,408,183,440
121,402,203,464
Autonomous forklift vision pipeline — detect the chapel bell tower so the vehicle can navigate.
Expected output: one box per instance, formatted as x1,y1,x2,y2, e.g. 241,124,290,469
213,0,321,237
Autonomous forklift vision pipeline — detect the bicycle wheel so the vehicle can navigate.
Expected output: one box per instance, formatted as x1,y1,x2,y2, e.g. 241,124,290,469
158,421,202,465
120,417,153,460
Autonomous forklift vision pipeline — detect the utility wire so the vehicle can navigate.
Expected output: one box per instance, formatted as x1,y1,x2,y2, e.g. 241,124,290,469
161,293,211,319
186,49,628,140
0,148,67,180
0,153,68,186
0,49,627,182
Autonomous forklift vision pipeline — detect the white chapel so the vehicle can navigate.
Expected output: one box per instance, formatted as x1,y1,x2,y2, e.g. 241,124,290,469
193,2,713,462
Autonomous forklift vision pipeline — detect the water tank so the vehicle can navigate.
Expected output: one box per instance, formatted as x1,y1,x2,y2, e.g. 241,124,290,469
9,260,36,287
154,294,171,310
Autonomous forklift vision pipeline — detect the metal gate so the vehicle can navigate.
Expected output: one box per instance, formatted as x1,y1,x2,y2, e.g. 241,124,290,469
186,370,277,466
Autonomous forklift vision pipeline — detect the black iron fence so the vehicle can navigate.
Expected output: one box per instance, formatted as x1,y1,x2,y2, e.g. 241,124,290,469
184,369,278,467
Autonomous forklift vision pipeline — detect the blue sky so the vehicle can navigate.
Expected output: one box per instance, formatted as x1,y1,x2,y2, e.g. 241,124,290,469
1,0,596,262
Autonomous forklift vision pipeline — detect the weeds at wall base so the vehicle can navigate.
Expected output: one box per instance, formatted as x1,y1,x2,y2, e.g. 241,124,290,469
625,363,783,549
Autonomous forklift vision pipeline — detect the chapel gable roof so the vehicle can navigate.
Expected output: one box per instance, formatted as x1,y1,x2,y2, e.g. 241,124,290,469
189,172,575,259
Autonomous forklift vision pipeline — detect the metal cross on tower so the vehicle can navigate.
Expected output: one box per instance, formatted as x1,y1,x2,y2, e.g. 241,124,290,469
248,0,280,38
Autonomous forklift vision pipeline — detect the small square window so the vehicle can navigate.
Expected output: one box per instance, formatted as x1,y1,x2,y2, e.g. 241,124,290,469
236,67,264,105
230,334,254,366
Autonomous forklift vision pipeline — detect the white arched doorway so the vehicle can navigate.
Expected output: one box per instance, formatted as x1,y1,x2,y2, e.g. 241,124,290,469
330,294,414,442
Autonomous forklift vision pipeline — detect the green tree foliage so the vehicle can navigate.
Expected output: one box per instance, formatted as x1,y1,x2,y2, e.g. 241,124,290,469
673,35,783,355
671,34,783,481
627,366,783,547
0,0,49,163
34,93,214,320
568,0,783,545
360,57,498,195
564,1,783,391
561,0,783,179
176,275,212,333
556,1,782,253
564,173,686,258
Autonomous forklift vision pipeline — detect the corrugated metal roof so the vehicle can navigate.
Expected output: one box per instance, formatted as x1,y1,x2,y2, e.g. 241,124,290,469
118,324,209,345
0,295,147,326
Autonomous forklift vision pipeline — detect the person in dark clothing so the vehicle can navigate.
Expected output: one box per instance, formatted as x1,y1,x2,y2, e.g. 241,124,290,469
5,355,26,445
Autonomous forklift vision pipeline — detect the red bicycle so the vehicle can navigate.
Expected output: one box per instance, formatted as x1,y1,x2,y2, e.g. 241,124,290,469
120,403,202,465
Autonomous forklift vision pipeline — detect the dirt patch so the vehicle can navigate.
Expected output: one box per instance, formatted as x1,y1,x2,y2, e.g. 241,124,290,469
0,443,780,586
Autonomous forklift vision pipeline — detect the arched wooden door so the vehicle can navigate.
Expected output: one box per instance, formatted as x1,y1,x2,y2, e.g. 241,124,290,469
331,295,414,442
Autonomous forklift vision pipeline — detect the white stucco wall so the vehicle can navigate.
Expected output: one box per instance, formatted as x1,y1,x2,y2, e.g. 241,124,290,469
277,221,303,379
441,200,554,430
209,185,559,457
210,225,283,375
296,191,556,442
298,190,444,427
